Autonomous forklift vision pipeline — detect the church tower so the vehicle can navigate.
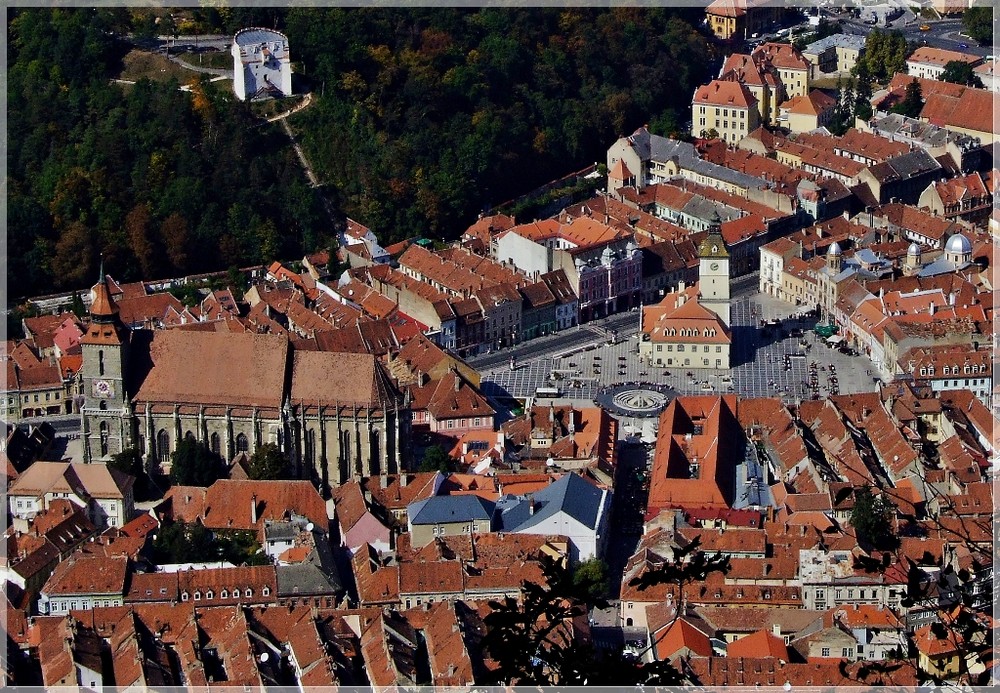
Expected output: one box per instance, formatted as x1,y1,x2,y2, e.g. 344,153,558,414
80,273,132,462
697,212,731,326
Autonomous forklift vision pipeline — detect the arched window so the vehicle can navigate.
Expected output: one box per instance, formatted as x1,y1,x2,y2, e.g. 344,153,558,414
371,430,380,467
98,350,105,376
157,430,170,462
185,431,196,442
100,421,109,456
99,400,107,410
210,432,220,455
236,433,249,453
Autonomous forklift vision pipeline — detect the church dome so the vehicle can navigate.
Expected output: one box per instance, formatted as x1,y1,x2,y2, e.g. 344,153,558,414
907,242,921,256
827,241,842,256
945,233,972,255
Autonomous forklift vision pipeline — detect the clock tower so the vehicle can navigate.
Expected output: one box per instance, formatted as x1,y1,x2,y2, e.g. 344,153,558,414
80,273,132,462
698,213,731,326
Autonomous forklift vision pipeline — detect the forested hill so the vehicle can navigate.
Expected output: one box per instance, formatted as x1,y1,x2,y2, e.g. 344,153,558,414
287,7,716,238
7,7,717,298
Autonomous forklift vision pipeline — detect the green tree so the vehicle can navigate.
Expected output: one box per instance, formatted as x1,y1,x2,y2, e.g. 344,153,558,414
850,486,898,550
853,63,874,120
571,557,609,603
247,442,291,480
418,444,457,473
169,438,225,487
939,60,985,88
853,29,909,83
962,6,993,45
70,292,86,319
890,78,923,118
152,521,218,563
109,447,144,477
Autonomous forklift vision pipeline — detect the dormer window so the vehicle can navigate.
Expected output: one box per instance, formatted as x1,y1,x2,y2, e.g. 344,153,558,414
221,589,228,599
245,589,253,598
262,586,271,597
193,591,201,601
206,590,214,600
181,592,189,602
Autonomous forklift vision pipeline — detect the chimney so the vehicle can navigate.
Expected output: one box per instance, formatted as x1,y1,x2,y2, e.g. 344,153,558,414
772,623,781,637
529,499,535,515
454,374,461,392
379,474,388,489
929,301,935,315
401,474,409,487
251,494,258,524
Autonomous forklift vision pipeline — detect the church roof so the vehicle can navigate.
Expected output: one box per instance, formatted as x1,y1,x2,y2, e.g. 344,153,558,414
131,331,289,409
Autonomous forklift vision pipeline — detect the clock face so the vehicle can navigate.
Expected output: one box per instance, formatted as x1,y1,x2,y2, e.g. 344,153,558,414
710,263,720,271
92,379,113,399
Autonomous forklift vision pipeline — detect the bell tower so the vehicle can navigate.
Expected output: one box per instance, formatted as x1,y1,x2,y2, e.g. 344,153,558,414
80,271,132,462
698,212,731,326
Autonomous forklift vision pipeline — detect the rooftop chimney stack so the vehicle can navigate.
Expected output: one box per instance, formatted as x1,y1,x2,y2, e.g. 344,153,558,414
251,494,258,524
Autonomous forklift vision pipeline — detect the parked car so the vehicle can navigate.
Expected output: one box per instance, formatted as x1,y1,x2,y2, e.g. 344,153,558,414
919,24,931,31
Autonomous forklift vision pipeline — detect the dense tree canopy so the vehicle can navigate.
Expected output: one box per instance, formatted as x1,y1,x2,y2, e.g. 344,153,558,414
8,7,717,298
939,60,985,88
852,29,909,83
850,486,898,551
247,442,291,480
169,438,226,487
962,6,993,46
8,8,328,297
286,7,716,244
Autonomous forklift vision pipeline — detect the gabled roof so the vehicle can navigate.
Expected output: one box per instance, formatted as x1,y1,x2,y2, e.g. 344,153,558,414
408,494,494,525
654,617,713,660
500,472,607,532
727,629,790,660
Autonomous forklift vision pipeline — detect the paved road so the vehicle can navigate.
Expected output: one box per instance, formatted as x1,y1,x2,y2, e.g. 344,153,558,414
478,288,884,408
837,16,994,56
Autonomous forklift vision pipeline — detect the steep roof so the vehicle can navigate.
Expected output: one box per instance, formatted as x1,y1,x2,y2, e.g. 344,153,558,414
290,349,398,409
408,495,494,525
501,472,606,531
131,331,288,409
693,80,757,109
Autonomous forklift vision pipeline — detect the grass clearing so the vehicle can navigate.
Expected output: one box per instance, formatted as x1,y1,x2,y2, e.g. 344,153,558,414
118,49,191,83
177,50,232,71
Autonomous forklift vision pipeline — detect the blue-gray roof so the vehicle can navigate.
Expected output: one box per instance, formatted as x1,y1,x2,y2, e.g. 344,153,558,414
408,495,495,525
803,33,866,55
497,473,608,532
647,136,766,191
234,28,288,46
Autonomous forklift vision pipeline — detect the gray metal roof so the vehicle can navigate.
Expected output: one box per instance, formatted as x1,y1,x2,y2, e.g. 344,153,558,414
803,33,866,55
682,197,741,223
499,473,607,532
869,114,981,152
408,494,495,525
647,135,766,191
275,563,342,596
885,149,940,179
234,28,288,46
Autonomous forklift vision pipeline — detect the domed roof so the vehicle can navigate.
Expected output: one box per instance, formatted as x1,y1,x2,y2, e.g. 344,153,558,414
827,241,842,256
945,233,972,255
907,242,921,256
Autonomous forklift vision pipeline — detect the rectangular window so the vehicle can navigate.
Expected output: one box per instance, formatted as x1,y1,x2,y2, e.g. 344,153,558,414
821,647,830,657
843,648,852,657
